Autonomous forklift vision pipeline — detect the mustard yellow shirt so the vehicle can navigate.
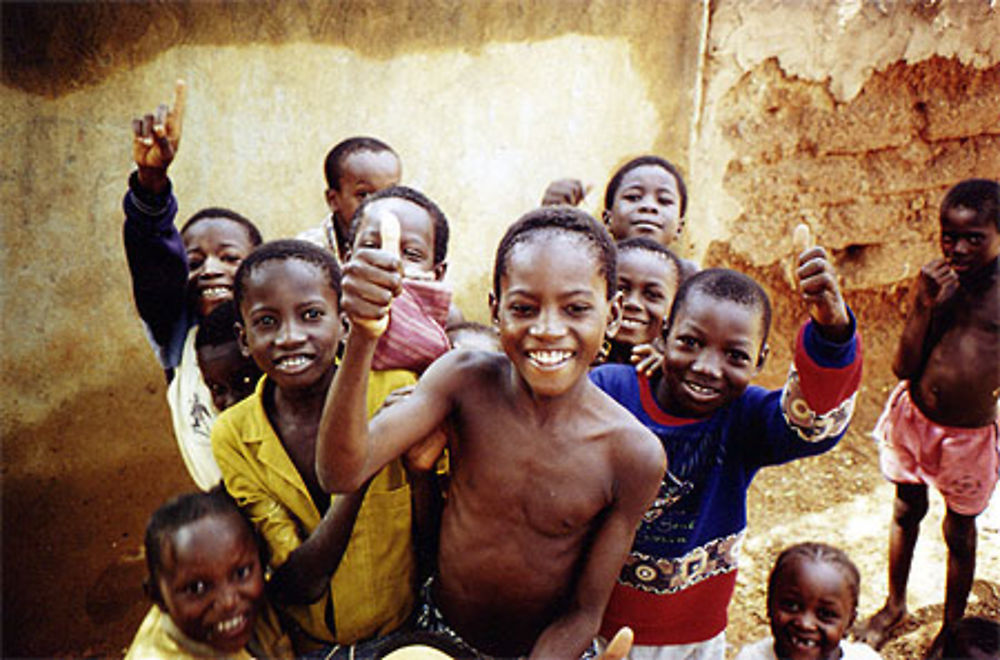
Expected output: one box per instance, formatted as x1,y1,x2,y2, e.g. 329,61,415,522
211,371,417,653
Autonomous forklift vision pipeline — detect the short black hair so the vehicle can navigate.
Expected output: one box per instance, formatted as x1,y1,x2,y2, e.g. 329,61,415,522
493,206,617,301
324,136,398,191
349,185,450,266
617,236,682,281
667,268,772,357
768,542,861,617
603,156,688,218
144,485,259,600
195,300,240,350
940,178,1000,230
233,239,343,319
941,616,1000,659
180,207,263,247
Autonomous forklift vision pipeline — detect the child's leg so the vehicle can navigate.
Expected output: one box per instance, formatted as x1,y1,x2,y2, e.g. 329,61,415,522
941,508,976,629
859,482,928,647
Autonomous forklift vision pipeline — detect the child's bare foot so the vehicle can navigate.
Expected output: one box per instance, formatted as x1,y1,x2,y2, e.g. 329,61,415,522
855,604,907,650
922,626,949,660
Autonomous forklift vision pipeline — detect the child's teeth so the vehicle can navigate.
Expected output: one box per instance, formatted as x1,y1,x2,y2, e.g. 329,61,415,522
201,286,230,299
278,356,309,369
215,613,245,633
529,350,572,366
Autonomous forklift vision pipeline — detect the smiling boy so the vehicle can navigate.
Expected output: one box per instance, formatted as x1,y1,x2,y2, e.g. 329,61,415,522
317,207,665,658
590,239,863,659
211,240,417,656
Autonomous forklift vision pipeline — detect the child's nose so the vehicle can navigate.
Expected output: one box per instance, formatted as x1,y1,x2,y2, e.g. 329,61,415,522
276,320,306,346
199,254,225,277
691,350,722,377
529,309,565,338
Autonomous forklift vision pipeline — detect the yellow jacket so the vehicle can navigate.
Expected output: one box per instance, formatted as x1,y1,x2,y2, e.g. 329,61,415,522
211,371,416,653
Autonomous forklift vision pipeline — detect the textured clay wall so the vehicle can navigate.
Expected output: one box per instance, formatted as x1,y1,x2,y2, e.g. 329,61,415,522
688,0,1000,654
1,1,700,656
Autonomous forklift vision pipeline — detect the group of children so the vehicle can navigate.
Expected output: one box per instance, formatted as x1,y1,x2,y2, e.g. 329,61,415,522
121,81,999,660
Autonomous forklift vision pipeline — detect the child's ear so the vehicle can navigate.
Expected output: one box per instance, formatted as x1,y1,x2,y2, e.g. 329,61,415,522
324,188,339,215
340,311,351,337
433,261,448,282
235,321,251,358
605,291,623,338
755,343,770,371
601,209,612,226
488,291,499,324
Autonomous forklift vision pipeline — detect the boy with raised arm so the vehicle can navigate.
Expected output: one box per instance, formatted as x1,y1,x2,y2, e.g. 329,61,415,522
124,80,264,490
590,226,863,660
317,207,666,659
859,179,1000,653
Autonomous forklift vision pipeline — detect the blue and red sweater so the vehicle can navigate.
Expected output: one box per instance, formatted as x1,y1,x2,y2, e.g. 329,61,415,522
590,318,862,646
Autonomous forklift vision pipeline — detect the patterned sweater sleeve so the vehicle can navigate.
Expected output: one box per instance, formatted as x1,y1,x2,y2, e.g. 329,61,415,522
741,310,863,467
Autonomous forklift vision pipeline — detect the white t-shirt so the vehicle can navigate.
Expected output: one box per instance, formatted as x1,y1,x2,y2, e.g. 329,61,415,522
735,637,881,660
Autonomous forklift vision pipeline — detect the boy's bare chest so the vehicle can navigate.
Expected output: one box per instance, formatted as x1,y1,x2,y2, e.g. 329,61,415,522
452,417,614,535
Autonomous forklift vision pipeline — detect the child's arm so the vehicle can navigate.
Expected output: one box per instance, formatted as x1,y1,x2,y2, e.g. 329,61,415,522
122,80,190,359
316,247,454,493
892,258,957,379
530,427,665,659
267,483,369,605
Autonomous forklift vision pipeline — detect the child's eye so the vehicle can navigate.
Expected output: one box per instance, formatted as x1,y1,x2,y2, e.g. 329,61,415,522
644,288,664,302
623,193,641,202
676,336,699,349
234,564,254,581
967,235,984,246
253,315,276,328
727,350,751,364
818,609,841,622
184,580,209,596
566,303,592,316
303,308,323,321
779,599,801,613
188,257,204,271
221,254,242,264
403,248,425,262
657,195,675,206
509,303,535,317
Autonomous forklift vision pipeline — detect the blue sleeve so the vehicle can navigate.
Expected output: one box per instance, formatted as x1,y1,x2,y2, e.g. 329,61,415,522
122,171,190,368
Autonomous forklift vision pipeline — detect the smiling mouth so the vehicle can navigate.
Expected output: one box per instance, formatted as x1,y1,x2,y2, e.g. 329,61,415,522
683,380,720,401
630,219,663,231
788,633,820,649
620,317,649,330
274,354,313,372
527,350,574,369
199,285,231,300
214,613,248,636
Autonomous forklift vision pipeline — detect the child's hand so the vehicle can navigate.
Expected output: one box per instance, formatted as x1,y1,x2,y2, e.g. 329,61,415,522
541,178,590,206
915,258,958,306
131,79,186,193
793,224,851,342
631,340,665,378
342,210,402,339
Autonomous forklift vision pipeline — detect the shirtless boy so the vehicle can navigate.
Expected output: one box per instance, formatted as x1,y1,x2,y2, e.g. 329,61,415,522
317,207,666,659
860,179,1000,653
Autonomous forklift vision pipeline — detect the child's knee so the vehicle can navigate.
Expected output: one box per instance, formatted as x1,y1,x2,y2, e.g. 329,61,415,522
893,484,929,525
942,510,977,555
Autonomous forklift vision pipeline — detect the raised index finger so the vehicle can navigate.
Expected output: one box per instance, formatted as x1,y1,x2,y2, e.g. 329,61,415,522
170,79,187,133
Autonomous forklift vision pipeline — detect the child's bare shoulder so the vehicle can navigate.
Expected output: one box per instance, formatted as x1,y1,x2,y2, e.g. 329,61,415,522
587,381,664,460
425,348,510,392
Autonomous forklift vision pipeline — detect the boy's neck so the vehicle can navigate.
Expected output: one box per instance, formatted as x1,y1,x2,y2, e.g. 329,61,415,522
268,365,336,421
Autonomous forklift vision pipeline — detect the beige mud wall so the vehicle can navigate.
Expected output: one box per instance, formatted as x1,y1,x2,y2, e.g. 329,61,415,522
1,2,701,656
687,0,1000,654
